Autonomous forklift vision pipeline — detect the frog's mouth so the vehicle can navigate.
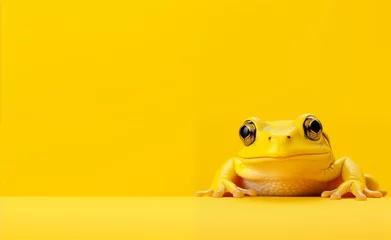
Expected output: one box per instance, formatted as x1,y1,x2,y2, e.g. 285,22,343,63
240,152,331,163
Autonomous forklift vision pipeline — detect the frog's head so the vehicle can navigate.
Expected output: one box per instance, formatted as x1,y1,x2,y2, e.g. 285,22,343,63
237,113,333,165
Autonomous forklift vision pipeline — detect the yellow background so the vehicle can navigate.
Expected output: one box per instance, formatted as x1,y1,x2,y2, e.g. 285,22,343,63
1,1,391,240
1,0,391,196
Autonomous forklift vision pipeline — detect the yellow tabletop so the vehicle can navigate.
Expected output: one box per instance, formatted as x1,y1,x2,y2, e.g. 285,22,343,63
1,196,390,240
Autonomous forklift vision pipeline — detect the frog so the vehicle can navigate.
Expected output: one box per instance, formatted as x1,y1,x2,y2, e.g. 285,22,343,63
196,113,387,200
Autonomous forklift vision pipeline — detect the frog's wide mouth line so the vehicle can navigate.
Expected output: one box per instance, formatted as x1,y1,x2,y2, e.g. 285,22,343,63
240,152,331,162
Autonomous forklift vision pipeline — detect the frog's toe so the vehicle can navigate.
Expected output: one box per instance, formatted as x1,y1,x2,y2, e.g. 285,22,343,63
380,190,387,197
236,187,257,197
231,187,256,198
331,192,344,200
321,180,352,200
321,189,337,198
350,182,367,201
195,189,213,197
233,190,245,198
321,190,345,199
212,189,225,198
322,181,386,201
363,188,382,198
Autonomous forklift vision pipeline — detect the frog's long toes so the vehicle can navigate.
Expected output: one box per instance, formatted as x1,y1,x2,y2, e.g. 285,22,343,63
363,188,382,198
233,190,245,198
356,195,367,201
212,190,225,198
195,189,213,197
330,193,342,200
321,189,337,198
246,189,257,197
330,188,348,200
380,190,387,197
236,187,257,197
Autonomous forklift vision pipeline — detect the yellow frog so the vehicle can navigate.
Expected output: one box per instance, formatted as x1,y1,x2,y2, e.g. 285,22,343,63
196,113,387,200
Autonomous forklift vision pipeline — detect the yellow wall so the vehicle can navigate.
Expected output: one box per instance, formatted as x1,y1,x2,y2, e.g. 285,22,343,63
0,0,390,196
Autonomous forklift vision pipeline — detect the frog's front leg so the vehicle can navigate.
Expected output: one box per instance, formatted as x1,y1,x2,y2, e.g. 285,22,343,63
195,158,257,198
321,157,385,201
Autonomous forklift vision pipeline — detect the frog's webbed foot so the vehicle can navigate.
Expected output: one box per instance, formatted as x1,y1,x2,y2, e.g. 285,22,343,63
321,180,385,201
379,190,387,197
195,179,257,198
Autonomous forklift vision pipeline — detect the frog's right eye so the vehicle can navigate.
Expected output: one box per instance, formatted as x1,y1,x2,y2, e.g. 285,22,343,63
239,120,256,146
303,116,323,141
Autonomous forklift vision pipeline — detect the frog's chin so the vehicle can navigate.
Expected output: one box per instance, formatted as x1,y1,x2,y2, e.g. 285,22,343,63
238,152,332,164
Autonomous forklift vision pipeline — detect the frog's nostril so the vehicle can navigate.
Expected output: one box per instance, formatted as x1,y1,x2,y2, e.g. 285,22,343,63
287,135,291,139
268,136,272,141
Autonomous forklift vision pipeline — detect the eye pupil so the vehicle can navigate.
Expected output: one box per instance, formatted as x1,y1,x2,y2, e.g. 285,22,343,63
310,120,321,133
239,120,256,146
303,116,322,141
240,126,250,138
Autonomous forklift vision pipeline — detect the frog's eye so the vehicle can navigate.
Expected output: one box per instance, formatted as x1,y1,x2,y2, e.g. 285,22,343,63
303,116,322,141
239,120,256,146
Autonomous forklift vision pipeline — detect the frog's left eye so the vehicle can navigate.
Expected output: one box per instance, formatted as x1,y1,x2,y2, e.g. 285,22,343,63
239,120,256,146
303,116,322,141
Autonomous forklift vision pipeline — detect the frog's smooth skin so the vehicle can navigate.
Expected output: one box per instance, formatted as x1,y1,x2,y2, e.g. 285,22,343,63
196,113,387,200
